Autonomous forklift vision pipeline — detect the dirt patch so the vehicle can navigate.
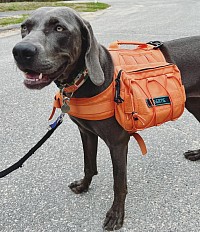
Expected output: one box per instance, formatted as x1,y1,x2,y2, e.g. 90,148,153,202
0,28,20,38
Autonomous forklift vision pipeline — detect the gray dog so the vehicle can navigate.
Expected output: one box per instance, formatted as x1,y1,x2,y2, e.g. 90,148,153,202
12,7,200,231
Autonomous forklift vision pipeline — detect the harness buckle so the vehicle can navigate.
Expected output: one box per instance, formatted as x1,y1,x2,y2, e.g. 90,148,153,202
147,41,163,49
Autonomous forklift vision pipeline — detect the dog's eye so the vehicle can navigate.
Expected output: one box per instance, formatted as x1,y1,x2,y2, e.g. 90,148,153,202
21,25,28,31
56,25,64,32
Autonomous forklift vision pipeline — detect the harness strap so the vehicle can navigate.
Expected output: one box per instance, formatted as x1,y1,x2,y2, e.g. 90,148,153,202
49,92,62,120
132,133,147,155
50,81,115,121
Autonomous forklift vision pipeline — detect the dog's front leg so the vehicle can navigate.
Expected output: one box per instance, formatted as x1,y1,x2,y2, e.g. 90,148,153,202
68,127,98,194
103,144,128,231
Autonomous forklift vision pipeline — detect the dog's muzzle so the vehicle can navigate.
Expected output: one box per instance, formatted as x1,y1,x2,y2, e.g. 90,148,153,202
12,42,68,89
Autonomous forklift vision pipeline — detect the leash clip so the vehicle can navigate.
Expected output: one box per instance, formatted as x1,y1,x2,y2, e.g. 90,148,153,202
48,113,65,130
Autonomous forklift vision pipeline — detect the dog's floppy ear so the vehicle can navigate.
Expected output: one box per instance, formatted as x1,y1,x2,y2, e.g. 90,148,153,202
81,19,105,86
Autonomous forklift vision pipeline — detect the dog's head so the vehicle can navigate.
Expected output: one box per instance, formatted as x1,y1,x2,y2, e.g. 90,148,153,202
12,7,105,89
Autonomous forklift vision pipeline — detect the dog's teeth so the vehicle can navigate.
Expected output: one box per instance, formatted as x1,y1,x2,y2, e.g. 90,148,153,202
39,73,43,80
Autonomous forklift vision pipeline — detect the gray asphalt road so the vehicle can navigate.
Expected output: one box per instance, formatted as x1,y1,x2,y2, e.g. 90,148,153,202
0,0,200,231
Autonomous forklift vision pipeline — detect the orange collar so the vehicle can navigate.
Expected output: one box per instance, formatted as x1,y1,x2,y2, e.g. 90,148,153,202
62,69,89,94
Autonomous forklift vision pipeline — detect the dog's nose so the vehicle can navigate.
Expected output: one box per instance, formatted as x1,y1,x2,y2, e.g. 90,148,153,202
12,42,37,63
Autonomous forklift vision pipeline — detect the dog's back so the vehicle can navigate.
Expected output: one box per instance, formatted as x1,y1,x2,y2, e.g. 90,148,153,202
162,36,200,92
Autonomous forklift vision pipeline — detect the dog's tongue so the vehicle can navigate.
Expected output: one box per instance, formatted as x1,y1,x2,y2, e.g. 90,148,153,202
25,72,42,80
24,72,49,82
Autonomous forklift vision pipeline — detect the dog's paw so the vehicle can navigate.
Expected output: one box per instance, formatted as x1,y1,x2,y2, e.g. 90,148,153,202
103,207,124,231
184,149,200,161
68,179,89,194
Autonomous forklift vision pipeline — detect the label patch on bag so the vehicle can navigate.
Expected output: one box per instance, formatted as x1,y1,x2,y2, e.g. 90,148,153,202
146,96,171,107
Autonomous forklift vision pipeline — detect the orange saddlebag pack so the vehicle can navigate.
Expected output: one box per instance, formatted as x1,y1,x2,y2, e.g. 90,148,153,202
109,41,186,133
51,41,186,155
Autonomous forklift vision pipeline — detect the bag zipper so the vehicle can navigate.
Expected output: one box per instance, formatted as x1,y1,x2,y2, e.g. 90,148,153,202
125,63,174,74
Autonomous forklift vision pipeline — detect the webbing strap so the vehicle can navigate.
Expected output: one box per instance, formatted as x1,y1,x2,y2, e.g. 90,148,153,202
50,81,115,121
132,133,147,155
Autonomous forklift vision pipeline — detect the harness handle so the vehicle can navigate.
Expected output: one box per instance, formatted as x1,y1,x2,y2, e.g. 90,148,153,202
109,40,152,50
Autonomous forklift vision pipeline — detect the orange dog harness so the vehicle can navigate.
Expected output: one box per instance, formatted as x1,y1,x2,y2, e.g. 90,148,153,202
50,81,115,121
50,41,186,155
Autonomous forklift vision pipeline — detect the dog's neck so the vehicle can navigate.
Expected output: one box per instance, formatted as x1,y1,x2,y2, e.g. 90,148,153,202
55,45,114,98
54,49,86,90
54,66,87,90
75,46,114,98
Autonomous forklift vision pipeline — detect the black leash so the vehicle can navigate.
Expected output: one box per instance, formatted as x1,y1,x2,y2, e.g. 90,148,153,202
0,113,65,178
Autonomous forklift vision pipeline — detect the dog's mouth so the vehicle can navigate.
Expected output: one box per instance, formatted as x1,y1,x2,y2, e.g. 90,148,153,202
23,62,68,89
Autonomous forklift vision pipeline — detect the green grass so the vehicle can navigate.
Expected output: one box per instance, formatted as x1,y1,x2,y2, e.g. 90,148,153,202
0,14,28,26
0,2,109,26
0,2,109,12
